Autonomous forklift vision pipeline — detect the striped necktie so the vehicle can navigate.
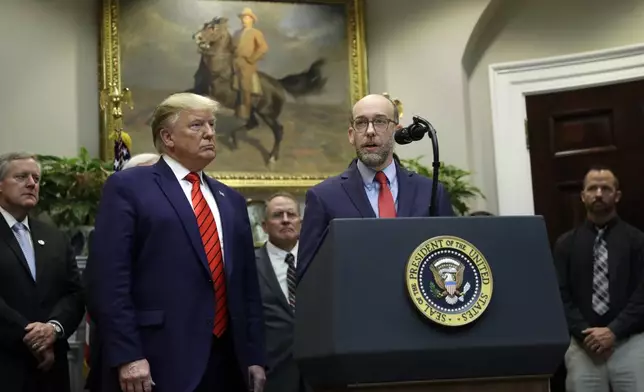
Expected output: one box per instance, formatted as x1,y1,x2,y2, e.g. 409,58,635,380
592,228,610,316
285,253,296,310
185,172,228,336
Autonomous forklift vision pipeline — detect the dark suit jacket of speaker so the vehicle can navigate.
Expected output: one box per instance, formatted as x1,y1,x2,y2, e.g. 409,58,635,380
255,245,311,392
0,216,85,392
296,160,455,282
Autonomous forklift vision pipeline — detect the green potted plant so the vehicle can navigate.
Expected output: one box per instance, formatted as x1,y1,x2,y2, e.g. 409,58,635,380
398,156,485,216
34,147,112,256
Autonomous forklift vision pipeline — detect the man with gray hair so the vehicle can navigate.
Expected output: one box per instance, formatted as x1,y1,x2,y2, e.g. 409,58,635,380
86,92,266,392
255,192,311,392
121,153,160,170
0,152,84,391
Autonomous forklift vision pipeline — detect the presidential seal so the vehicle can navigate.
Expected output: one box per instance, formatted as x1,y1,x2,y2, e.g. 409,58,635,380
405,236,493,327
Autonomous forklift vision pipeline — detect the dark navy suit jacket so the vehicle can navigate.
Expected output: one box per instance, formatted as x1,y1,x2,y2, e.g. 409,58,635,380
85,158,265,392
297,160,454,282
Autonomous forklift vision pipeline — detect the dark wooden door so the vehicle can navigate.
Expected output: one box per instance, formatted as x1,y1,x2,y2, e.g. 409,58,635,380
526,78,644,247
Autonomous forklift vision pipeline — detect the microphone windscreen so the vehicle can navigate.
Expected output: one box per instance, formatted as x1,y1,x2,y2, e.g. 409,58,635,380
394,129,412,145
409,124,426,141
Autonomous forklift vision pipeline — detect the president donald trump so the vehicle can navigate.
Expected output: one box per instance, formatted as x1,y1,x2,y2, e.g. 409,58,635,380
86,93,266,392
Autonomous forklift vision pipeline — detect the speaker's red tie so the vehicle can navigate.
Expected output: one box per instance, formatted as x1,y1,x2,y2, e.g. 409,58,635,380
375,171,396,218
185,172,228,337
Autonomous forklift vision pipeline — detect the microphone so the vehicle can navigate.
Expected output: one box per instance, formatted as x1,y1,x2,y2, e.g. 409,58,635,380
394,116,441,217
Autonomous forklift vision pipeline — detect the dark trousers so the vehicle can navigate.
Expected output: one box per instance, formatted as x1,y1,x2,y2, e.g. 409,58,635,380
22,357,70,392
195,332,246,392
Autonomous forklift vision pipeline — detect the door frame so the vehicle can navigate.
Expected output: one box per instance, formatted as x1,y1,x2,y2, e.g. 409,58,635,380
488,43,644,215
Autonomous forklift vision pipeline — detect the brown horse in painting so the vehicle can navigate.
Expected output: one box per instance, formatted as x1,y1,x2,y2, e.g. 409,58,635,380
191,17,327,164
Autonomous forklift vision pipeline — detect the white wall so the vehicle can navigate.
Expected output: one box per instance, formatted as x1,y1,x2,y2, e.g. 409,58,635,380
367,0,644,213
466,0,644,213
366,0,490,175
3,0,644,214
0,0,99,157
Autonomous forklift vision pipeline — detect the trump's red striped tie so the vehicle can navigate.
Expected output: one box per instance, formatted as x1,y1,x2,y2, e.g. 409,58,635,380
185,172,228,337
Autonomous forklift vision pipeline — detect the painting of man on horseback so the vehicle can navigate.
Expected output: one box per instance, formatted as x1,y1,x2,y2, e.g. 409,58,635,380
232,7,268,120
191,10,327,164
114,0,365,175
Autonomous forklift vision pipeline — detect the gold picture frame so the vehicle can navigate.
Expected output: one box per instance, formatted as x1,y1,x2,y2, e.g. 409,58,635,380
99,0,368,191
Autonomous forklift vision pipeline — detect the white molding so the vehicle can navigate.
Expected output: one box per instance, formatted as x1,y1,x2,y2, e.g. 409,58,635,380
488,43,644,215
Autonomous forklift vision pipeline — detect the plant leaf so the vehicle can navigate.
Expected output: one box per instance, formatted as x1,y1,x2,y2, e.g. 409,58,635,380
399,156,485,216
36,148,109,229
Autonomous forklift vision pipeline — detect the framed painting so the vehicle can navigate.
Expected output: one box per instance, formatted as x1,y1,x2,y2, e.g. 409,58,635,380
99,0,368,190
246,199,268,246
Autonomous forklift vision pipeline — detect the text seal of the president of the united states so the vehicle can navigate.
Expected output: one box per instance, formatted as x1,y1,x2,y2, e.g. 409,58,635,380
405,235,493,327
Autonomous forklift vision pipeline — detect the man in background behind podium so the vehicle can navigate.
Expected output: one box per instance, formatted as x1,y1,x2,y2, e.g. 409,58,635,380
297,94,454,281
255,193,311,392
554,165,644,392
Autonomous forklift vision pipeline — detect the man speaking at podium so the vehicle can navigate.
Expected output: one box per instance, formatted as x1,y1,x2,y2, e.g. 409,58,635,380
297,94,454,281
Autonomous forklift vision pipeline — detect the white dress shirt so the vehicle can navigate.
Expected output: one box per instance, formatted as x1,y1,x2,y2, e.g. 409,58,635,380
163,155,225,262
0,205,32,244
0,205,65,335
266,240,298,300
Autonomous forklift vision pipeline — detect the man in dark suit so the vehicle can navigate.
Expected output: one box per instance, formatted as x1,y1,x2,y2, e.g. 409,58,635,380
255,192,311,392
554,166,644,391
85,92,266,392
0,152,85,391
297,94,454,281
82,153,160,392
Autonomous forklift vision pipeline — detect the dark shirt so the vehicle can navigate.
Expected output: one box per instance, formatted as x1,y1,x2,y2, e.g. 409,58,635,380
553,217,644,342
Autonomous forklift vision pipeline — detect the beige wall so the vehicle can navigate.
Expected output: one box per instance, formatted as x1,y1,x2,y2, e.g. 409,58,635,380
366,0,490,176
367,0,644,213
2,0,644,213
465,0,644,213
0,0,99,157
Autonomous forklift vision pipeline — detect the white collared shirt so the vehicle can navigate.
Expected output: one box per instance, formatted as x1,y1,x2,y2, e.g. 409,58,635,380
0,205,32,246
0,207,67,334
266,240,298,300
162,155,224,262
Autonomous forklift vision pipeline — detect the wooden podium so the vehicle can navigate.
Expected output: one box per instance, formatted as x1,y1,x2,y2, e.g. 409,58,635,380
294,217,568,391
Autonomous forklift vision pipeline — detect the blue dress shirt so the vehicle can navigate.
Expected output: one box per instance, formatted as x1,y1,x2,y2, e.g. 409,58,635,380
356,159,398,217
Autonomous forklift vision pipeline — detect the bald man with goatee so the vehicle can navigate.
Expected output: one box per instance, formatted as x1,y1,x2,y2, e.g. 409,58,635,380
297,94,454,282
554,165,644,392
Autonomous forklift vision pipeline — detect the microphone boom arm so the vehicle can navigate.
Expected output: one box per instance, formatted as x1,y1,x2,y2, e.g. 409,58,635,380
427,123,440,217
412,116,440,217
394,115,441,216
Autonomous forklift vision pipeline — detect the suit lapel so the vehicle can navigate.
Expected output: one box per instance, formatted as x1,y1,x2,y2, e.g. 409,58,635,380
396,164,418,217
257,245,291,311
153,160,212,279
0,220,35,283
204,176,234,278
340,162,376,218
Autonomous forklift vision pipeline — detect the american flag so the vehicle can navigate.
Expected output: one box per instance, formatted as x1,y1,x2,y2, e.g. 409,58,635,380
84,129,132,378
83,313,92,378
113,130,132,171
